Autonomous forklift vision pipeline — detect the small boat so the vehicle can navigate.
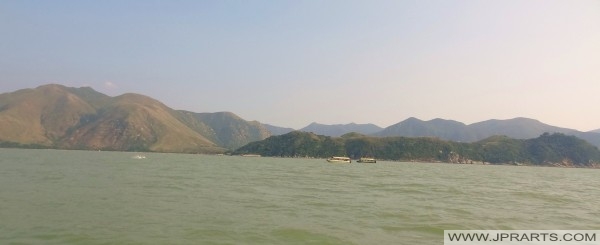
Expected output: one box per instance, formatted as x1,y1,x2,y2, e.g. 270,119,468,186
357,157,376,163
326,156,351,163
132,154,146,159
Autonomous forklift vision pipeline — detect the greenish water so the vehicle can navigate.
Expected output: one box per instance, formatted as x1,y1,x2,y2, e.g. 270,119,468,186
1,148,599,244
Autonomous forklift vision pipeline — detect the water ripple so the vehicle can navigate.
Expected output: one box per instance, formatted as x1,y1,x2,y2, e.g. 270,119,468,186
1,149,600,244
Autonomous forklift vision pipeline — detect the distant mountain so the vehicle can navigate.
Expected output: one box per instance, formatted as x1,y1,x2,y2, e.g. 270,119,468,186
263,124,295,135
373,117,475,141
468,117,572,139
184,112,271,149
0,84,271,153
234,131,600,167
300,122,383,137
374,117,600,148
469,118,600,149
591,129,600,134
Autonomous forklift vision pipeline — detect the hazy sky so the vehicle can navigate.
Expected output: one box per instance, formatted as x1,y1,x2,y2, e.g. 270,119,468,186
1,0,599,130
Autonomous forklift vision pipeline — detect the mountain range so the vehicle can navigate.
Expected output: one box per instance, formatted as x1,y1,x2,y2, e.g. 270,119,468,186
297,117,600,149
0,84,269,153
372,117,600,147
1,84,599,153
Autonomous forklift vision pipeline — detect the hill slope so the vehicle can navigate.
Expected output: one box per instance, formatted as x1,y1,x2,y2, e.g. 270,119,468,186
62,93,221,153
263,124,295,136
0,84,97,145
234,131,346,158
184,111,271,149
0,84,271,153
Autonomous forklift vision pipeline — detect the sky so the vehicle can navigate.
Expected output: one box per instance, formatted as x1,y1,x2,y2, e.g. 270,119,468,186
1,0,599,131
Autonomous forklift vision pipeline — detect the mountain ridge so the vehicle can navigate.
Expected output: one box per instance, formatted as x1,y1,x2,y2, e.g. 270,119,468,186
0,84,270,153
299,122,383,137
296,117,600,148
1,84,599,152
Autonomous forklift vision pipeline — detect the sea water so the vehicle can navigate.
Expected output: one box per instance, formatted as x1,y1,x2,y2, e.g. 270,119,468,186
1,148,599,244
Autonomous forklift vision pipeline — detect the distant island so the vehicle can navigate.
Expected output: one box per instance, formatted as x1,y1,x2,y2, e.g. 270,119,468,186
1,84,600,168
234,131,600,168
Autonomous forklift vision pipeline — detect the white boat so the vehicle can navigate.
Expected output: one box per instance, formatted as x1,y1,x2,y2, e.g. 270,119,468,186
357,157,376,163
132,154,146,159
326,156,351,163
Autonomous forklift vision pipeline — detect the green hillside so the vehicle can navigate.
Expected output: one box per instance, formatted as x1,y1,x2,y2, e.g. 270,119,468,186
234,131,600,167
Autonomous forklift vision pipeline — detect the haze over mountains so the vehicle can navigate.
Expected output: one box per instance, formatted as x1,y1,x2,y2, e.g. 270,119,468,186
299,123,383,137
1,84,599,153
295,118,600,149
378,117,600,148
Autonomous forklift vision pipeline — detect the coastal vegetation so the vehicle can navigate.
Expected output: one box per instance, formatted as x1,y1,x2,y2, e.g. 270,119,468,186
234,132,600,167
